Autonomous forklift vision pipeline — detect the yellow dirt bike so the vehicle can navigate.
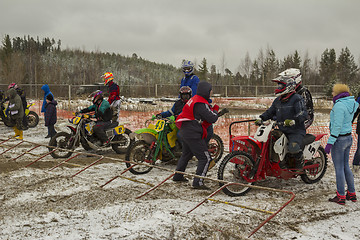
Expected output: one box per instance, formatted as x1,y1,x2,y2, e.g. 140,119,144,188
0,90,39,128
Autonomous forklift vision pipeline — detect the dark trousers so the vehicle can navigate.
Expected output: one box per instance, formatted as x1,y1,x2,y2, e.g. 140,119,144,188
93,121,111,143
173,135,212,187
47,124,57,137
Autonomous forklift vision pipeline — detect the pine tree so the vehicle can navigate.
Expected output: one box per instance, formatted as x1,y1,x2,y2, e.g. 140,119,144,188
197,57,208,81
319,48,337,86
336,47,358,85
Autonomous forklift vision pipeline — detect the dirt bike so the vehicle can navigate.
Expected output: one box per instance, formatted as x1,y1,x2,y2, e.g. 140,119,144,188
125,115,224,175
0,91,39,128
48,113,132,158
218,119,328,196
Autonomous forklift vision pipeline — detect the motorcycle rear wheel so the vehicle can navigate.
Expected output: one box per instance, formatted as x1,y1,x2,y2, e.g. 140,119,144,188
218,151,255,196
48,132,73,159
125,140,155,174
112,128,133,154
301,146,327,184
27,111,39,128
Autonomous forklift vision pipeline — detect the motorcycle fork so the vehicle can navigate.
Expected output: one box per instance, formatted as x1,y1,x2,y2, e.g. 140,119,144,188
152,128,176,162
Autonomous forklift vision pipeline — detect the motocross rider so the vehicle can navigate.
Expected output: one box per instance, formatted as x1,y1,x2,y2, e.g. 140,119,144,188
180,60,199,97
156,86,192,119
102,72,121,123
6,83,28,129
255,70,308,169
6,88,24,139
174,81,220,189
78,90,113,146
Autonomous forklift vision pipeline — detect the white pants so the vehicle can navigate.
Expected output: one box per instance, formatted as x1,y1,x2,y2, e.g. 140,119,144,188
110,99,121,122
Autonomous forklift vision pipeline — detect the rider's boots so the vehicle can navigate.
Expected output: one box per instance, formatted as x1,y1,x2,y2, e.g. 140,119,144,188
295,157,304,169
12,126,19,138
16,128,23,140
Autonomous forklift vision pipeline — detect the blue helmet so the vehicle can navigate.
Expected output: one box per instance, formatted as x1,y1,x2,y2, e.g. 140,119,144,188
182,60,195,76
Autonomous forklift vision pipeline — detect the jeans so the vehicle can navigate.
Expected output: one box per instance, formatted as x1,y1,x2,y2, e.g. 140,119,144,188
353,134,360,166
331,135,355,195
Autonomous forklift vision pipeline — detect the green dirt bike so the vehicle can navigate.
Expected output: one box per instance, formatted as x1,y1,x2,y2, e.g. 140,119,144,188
0,90,39,128
125,115,224,175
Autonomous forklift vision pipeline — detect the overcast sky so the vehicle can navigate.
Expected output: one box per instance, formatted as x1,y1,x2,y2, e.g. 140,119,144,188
1,0,360,73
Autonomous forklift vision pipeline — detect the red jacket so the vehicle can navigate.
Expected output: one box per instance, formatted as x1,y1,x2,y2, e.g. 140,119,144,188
107,81,120,104
176,95,211,139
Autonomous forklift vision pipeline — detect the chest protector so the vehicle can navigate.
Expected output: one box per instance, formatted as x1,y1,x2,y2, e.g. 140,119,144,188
176,95,211,139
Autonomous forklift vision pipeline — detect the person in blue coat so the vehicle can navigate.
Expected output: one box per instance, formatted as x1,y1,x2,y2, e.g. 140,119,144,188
326,84,358,205
180,60,200,97
41,84,54,113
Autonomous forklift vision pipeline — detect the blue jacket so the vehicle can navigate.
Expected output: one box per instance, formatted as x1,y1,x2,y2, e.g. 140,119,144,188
328,96,359,144
260,93,308,135
41,84,54,113
180,74,200,97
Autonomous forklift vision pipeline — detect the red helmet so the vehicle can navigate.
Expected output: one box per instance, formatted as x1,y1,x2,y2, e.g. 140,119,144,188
88,90,103,104
8,83,17,89
102,72,114,85
179,86,192,102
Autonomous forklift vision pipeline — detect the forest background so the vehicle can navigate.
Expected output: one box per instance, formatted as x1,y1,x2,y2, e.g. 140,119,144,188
0,34,359,98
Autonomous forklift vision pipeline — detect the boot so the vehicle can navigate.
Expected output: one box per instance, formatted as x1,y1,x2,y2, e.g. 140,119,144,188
295,157,304,169
12,126,19,138
329,192,346,205
346,190,357,202
15,129,23,140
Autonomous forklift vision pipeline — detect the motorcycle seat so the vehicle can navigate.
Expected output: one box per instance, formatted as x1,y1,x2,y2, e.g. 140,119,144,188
105,122,118,130
302,134,316,147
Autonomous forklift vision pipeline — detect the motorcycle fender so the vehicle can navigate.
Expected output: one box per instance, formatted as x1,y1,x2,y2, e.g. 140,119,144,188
136,132,157,145
303,141,321,160
231,136,262,151
167,128,178,148
67,125,77,134
273,134,288,161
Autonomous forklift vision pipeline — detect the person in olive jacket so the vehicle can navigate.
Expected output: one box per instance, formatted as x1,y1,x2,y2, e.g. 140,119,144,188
7,88,24,139
44,94,57,138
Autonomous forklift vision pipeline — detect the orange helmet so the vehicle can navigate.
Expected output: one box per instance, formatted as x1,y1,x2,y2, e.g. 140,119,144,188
102,72,114,85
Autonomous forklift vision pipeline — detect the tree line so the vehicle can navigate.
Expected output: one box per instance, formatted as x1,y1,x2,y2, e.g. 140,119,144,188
1,34,359,96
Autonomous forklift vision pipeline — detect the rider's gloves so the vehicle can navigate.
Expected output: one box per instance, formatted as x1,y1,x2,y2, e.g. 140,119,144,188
218,108,229,117
75,111,80,116
156,113,163,119
212,104,220,112
284,119,295,126
324,143,333,154
255,118,263,126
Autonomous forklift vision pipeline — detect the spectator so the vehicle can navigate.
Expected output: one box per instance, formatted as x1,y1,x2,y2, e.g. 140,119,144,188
44,94,57,138
8,83,28,129
352,92,360,172
41,84,54,113
326,84,358,205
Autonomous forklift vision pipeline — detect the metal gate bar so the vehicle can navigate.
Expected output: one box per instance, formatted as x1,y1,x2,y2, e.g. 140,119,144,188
25,149,56,167
12,145,41,161
49,153,82,171
0,140,24,155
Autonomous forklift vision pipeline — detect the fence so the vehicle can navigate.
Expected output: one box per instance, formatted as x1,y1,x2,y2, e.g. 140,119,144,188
0,84,327,100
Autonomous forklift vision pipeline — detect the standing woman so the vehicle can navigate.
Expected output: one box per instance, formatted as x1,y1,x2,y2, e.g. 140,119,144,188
325,84,358,205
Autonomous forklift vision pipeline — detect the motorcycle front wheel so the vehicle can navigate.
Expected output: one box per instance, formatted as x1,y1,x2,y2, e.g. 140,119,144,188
125,140,155,174
112,128,133,154
218,151,255,196
27,111,39,128
48,132,74,159
301,146,328,184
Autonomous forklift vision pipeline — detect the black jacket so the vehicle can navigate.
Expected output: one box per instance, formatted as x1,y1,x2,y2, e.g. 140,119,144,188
45,100,57,126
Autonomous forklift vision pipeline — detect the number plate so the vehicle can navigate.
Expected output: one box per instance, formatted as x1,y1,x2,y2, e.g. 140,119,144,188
154,119,165,132
114,125,125,135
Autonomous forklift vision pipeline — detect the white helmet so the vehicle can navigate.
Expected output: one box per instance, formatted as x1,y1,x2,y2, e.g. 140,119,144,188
272,68,301,97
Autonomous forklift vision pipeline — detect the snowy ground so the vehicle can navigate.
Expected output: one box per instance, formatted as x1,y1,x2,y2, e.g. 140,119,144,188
1,98,360,240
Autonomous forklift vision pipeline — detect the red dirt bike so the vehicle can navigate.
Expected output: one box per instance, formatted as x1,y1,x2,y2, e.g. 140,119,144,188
217,119,328,196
